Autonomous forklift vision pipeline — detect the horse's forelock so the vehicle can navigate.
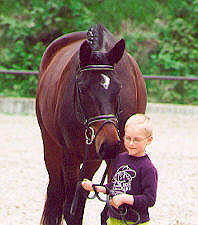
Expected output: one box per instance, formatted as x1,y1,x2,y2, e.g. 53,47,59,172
89,51,109,65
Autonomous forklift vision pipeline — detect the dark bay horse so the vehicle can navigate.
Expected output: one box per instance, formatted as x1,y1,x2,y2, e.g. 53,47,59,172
36,24,147,225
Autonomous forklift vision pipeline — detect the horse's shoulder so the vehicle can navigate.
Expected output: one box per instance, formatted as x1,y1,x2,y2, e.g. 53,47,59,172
40,31,87,73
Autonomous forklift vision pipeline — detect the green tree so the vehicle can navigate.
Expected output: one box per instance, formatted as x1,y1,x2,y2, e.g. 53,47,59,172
0,0,93,96
147,0,198,104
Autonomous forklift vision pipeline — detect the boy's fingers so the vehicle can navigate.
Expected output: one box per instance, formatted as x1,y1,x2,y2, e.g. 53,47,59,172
81,179,89,185
83,179,89,182
81,179,93,191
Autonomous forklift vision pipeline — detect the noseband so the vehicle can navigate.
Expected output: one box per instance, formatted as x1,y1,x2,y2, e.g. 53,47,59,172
75,64,121,144
85,114,118,144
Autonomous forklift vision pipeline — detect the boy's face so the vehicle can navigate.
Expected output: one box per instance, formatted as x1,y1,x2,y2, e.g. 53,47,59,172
124,124,152,157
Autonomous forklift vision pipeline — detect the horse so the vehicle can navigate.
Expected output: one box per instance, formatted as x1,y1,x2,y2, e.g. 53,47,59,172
36,24,147,225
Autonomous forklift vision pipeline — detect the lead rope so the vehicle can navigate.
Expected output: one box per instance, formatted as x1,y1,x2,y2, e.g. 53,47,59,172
70,143,140,224
70,143,90,216
70,127,110,216
92,185,140,225
87,162,110,200
70,130,140,224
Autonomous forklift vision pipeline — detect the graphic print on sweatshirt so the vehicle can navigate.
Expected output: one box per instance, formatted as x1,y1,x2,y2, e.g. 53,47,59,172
111,165,136,195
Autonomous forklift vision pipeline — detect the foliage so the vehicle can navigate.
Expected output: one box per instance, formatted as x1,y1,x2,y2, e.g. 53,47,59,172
150,0,198,76
146,80,198,105
0,0,93,97
0,0,198,104
119,0,198,104
83,0,161,32
146,0,198,104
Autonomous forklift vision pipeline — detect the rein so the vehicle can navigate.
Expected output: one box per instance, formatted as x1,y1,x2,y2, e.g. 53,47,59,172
70,112,118,215
70,128,111,216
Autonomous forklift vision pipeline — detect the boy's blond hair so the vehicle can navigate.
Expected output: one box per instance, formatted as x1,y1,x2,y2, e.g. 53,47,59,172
125,114,153,137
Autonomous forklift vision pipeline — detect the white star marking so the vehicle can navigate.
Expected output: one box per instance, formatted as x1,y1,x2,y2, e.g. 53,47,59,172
100,74,110,90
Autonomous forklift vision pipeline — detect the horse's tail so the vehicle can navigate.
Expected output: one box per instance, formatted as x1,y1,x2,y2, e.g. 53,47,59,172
40,171,65,225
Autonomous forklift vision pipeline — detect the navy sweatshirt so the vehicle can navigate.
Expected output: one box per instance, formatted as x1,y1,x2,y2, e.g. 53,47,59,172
105,152,158,223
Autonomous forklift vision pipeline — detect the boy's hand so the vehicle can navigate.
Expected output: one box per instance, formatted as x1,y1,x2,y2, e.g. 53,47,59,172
81,179,93,192
110,194,125,209
111,193,134,209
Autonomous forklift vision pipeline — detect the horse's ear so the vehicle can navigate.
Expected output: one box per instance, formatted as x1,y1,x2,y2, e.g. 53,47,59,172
107,39,125,65
80,40,92,67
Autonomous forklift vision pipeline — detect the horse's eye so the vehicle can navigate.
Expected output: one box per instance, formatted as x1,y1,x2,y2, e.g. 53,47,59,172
79,87,88,95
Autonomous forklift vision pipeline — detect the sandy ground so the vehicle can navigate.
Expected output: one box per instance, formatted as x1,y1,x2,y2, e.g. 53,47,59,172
0,111,198,225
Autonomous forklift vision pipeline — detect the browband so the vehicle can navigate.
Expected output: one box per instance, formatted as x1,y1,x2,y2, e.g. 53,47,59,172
80,65,114,73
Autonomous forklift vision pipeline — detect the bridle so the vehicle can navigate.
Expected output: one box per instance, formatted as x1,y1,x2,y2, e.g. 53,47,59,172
74,64,121,145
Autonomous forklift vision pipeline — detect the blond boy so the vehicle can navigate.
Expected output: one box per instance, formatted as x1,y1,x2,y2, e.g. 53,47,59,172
82,114,158,224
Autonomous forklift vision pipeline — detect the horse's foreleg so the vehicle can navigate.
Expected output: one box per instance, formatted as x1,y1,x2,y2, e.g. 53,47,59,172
64,179,87,225
41,177,65,225
40,130,64,225
100,160,114,225
63,158,102,225
101,204,109,225
62,153,86,225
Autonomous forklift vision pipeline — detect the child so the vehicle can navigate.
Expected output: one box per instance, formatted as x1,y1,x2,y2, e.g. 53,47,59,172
82,114,158,225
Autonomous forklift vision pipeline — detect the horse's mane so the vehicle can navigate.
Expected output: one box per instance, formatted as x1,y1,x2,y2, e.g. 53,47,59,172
40,25,119,75
40,31,87,74
87,24,118,52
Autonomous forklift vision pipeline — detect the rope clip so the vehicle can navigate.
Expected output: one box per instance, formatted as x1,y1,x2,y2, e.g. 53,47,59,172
85,127,95,145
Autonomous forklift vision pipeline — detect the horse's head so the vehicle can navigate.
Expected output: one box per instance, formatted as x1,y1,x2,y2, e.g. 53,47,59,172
75,38,125,159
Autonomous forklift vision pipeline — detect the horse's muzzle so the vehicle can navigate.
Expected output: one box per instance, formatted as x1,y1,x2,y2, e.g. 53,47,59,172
99,140,121,159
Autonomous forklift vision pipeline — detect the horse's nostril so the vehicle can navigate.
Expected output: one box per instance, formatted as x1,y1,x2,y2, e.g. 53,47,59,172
99,141,121,159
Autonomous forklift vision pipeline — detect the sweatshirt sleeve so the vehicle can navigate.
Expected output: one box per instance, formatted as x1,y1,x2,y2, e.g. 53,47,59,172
133,166,158,210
